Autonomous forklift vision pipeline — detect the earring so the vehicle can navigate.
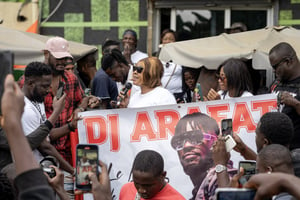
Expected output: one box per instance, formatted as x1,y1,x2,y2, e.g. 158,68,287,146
267,166,272,174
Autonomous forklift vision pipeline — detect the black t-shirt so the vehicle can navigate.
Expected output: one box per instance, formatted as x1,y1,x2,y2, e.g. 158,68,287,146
271,77,300,150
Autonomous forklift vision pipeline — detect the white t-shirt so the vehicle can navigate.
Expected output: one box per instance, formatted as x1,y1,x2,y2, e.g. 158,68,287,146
218,90,253,99
21,97,47,162
161,61,183,94
131,50,148,64
128,86,177,108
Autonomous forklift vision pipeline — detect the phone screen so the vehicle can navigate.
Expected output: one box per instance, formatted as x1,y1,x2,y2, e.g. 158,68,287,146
239,161,256,182
216,188,256,200
76,144,99,190
221,119,233,136
0,51,14,115
56,81,65,99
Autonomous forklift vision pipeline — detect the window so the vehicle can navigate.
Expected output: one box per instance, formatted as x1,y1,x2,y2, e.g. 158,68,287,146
231,10,267,31
176,9,224,41
153,3,273,49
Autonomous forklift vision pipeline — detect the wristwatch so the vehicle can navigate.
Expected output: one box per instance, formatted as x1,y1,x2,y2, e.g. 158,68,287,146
215,164,227,173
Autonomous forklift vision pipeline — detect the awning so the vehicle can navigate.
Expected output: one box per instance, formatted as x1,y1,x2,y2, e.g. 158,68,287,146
159,26,300,70
0,26,98,66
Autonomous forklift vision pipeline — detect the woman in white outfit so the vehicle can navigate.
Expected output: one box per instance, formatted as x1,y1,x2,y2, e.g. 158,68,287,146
158,29,184,101
206,58,253,100
119,57,177,108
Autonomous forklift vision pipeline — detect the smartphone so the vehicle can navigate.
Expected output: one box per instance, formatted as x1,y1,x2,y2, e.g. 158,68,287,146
221,118,236,151
224,135,236,152
0,51,14,115
76,144,99,190
56,81,65,99
221,119,233,136
239,160,256,185
216,188,256,200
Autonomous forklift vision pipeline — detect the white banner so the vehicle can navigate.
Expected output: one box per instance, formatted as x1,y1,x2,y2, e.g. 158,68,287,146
78,94,277,199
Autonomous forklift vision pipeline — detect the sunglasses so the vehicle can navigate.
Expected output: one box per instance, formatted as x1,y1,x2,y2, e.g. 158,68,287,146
216,74,226,81
171,130,217,151
133,66,144,73
272,57,289,70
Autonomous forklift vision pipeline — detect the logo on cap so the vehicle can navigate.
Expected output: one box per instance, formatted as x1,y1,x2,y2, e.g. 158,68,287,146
45,37,73,59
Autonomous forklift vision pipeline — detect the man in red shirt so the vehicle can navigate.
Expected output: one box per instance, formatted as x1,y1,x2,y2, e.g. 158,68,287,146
43,37,102,164
43,37,84,164
19,37,99,164
119,150,185,200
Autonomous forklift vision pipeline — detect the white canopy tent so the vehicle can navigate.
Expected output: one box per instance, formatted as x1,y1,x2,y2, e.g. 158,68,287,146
159,26,300,70
0,26,98,66
159,26,300,86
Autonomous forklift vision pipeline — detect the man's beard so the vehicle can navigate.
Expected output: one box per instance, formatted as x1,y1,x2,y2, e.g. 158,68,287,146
52,67,65,76
32,87,45,103
48,58,64,76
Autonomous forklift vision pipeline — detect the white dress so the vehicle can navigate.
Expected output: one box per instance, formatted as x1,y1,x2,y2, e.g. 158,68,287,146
128,86,177,108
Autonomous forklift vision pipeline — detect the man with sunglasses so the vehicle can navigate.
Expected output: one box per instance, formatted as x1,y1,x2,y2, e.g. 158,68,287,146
269,42,300,150
171,112,237,200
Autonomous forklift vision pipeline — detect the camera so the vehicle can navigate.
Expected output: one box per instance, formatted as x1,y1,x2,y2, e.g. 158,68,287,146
40,156,59,178
43,167,56,178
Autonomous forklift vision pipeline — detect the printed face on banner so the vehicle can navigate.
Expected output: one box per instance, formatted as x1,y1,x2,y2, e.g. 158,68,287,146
171,113,218,176
77,93,278,199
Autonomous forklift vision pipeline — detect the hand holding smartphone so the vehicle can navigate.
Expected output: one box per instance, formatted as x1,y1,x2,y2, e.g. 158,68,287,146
221,119,236,152
0,51,14,115
239,160,256,185
76,144,99,190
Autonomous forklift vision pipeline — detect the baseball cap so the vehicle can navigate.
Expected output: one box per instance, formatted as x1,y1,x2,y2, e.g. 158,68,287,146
45,37,73,59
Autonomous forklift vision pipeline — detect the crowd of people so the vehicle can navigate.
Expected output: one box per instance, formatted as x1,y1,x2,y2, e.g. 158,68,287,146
1,24,300,200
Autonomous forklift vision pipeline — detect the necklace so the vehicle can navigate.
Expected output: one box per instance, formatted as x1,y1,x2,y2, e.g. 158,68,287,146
31,101,47,123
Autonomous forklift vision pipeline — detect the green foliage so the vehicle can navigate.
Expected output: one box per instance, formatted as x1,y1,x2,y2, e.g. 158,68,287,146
0,0,25,2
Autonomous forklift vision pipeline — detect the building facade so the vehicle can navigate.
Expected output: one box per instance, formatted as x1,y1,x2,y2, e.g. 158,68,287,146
1,0,300,59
